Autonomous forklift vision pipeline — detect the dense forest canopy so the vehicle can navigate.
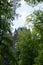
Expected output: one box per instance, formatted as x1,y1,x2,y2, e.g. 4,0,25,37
0,0,43,65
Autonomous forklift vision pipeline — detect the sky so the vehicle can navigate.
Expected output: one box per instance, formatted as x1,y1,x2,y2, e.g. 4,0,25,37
12,0,43,33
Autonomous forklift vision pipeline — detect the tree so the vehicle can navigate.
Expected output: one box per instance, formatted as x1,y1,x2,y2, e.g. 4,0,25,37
0,0,17,65
32,10,43,65
26,10,43,65
14,28,39,65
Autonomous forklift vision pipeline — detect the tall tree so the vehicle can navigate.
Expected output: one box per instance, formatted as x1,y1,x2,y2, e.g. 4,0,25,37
15,28,39,65
0,0,17,65
26,10,43,65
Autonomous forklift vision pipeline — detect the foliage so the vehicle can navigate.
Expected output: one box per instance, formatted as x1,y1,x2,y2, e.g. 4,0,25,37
14,0,43,65
25,0,43,6
0,0,43,65
15,29,39,65
0,0,16,65
26,10,43,40
33,50,43,65
14,8,43,65
26,10,43,65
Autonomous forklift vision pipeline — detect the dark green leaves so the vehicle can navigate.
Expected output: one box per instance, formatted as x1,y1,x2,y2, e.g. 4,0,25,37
25,0,43,6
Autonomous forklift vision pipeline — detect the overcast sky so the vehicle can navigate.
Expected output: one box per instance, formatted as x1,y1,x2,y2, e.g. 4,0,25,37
12,0,43,33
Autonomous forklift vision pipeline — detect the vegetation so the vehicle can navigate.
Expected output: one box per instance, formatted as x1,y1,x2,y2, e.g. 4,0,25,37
0,0,16,65
0,0,43,65
26,10,43,65
25,0,43,6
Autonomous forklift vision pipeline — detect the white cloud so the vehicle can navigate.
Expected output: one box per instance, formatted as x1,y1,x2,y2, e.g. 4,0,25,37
12,0,43,33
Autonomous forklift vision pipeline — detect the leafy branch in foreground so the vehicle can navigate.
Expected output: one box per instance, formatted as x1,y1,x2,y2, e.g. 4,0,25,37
0,0,17,65
25,0,43,6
